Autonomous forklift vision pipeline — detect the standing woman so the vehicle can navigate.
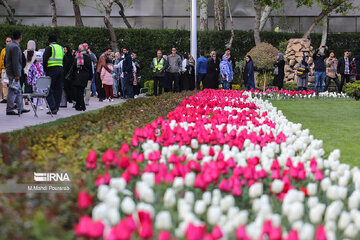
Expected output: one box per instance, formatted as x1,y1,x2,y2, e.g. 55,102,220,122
244,55,255,90
181,52,190,91
188,53,196,90
72,44,93,111
296,55,310,91
63,45,75,103
23,40,36,101
204,52,220,89
273,53,285,89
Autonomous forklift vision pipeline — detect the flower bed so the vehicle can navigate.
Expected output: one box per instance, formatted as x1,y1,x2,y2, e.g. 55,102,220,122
251,89,349,99
77,89,360,239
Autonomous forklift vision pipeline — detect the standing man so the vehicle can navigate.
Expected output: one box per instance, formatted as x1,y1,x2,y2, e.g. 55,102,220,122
337,50,352,93
83,43,97,106
0,37,12,103
151,50,167,96
325,50,340,92
167,47,182,92
43,35,65,115
5,31,30,115
122,49,134,98
96,47,112,101
196,50,208,90
312,46,329,94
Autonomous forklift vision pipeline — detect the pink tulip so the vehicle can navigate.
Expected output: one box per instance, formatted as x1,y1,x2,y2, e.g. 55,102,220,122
138,211,154,239
185,223,206,240
219,179,231,193
158,230,172,240
211,225,223,239
315,169,324,181
235,225,250,240
315,226,327,240
86,149,97,169
77,191,93,209
102,149,117,168
75,215,104,238
119,142,130,154
285,229,299,240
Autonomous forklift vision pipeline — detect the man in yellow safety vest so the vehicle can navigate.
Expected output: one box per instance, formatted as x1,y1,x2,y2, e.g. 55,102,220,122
150,50,167,96
43,35,65,115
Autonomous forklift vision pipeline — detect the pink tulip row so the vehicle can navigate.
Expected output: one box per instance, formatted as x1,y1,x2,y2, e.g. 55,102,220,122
75,89,349,240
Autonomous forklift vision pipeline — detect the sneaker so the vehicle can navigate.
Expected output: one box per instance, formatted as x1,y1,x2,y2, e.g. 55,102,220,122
39,106,44,110
110,98,114,102
104,99,109,102
0,99,7,103
20,109,30,114
6,111,18,115
85,101,89,106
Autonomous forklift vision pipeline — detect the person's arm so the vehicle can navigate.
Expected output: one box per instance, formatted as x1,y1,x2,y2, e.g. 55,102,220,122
196,59,200,73
337,58,342,74
0,49,5,71
42,46,52,73
326,59,332,67
313,49,319,60
89,52,97,63
150,58,154,69
11,47,21,78
86,57,93,80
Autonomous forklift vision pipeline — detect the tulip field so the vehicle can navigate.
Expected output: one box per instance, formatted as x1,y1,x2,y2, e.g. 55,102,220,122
76,89,360,240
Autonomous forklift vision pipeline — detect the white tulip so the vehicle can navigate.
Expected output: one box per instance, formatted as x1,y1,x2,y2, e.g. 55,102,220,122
155,211,172,230
271,214,281,227
107,207,120,225
184,191,195,205
194,200,207,215
202,192,212,205
249,182,263,198
325,200,343,222
271,179,284,194
191,139,199,149
92,203,108,221
299,223,314,240
110,178,126,192
321,178,331,191
288,202,304,223
309,203,325,224
163,188,176,208
227,207,239,220
338,211,351,230
97,185,110,201
212,194,221,206
307,183,317,196
173,177,184,191
121,197,135,214
233,210,248,227
141,173,155,187
136,181,155,203
105,189,120,209
184,172,196,187
220,195,235,212
344,223,358,238
307,197,319,209
175,221,187,238
246,222,261,240
207,206,222,225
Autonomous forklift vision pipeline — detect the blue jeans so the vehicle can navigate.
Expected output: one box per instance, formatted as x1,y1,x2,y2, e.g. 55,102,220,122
222,81,231,90
314,71,325,94
124,73,134,98
46,67,64,111
120,77,125,97
113,78,119,96
197,73,206,90
91,74,96,95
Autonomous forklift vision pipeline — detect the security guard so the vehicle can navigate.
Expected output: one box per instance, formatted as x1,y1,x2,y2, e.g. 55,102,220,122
150,50,167,96
43,35,65,115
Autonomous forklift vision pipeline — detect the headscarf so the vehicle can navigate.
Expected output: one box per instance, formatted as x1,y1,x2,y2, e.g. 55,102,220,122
76,44,88,68
301,55,309,66
188,54,195,66
35,51,43,62
24,40,36,63
277,53,284,61
183,52,189,60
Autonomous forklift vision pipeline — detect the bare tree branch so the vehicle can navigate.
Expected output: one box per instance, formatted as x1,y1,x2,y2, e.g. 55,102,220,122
200,0,208,31
49,0,57,27
72,0,84,27
214,0,225,30
114,0,132,28
104,0,119,52
259,5,273,31
225,0,235,49
253,0,262,45
0,0,16,24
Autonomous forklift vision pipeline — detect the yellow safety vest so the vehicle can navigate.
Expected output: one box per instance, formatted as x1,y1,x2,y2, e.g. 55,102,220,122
153,58,164,72
48,43,64,67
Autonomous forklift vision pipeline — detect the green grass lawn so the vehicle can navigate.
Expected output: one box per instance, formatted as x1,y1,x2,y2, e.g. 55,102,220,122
270,99,360,167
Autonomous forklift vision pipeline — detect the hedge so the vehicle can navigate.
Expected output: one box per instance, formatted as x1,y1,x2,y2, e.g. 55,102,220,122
1,24,360,84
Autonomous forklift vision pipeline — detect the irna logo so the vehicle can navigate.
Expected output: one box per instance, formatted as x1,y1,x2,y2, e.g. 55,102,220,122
34,172,71,182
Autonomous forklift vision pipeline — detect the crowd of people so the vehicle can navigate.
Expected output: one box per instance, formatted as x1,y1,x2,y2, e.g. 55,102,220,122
292,46,357,93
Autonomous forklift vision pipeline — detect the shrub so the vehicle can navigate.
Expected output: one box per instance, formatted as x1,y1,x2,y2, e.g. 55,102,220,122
283,82,298,91
278,39,289,54
345,80,360,100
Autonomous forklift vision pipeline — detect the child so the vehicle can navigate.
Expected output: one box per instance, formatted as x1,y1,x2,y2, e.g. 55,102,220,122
27,51,45,109
101,57,114,102
220,55,233,90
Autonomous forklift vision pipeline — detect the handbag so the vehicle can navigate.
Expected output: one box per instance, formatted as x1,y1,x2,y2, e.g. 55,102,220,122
9,79,21,91
273,67,279,76
65,64,74,81
2,71,9,84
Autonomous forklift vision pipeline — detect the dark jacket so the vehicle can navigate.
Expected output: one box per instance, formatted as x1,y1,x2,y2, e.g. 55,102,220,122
5,41,22,77
72,54,93,88
122,54,133,74
350,56,360,80
150,57,167,78
133,58,143,77
274,59,285,88
43,43,64,73
312,49,329,72
337,56,352,75
196,56,208,74
244,60,254,85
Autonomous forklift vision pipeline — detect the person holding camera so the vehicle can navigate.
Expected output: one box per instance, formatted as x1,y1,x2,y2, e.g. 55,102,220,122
337,50,352,93
313,45,329,94
325,50,340,92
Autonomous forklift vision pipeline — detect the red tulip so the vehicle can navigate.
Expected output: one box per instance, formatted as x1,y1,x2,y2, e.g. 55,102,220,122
86,150,97,169
77,191,93,209
75,215,104,238
315,226,327,240
185,223,206,240
158,230,172,240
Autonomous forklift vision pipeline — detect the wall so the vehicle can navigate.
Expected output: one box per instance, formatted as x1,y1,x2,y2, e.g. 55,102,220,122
1,0,360,32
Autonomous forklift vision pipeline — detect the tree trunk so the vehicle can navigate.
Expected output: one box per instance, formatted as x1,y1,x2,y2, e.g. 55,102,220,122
253,0,262,45
320,15,328,46
200,0,208,31
259,5,273,31
214,0,225,30
72,0,84,27
263,71,267,91
104,0,119,52
0,0,16,24
114,0,132,28
302,4,339,39
225,0,234,49
49,0,57,27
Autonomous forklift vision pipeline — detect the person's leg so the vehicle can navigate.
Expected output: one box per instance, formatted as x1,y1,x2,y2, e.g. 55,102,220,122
334,75,340,92
126,74,134,98
3,83,8,101
112,78,118,97
153,77,158,96
46,70,57,111
324,76,330,92
196,75,201,90
91,74,96,96
110,85,114,99
314,72,320,94
339,74,345,93
6,80,16,112
320,72,325,92
53,69,64,111
175,73,180,92
168,73,173,92
85,80,92,104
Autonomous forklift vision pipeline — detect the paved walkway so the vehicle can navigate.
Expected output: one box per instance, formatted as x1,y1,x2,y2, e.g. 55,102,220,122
0,97,125,133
